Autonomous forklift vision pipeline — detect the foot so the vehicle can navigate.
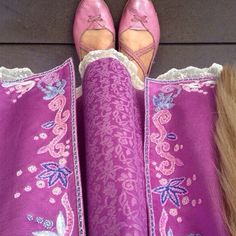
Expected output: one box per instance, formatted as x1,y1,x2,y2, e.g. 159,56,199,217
120,29,155,81
119,0,160,81
73,0,115,61
80,29,114,59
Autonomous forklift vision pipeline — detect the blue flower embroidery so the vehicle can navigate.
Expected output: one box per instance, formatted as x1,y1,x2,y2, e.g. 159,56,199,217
37,162,72,188
153,177,187,207
37,79,66,100
153,92,175,111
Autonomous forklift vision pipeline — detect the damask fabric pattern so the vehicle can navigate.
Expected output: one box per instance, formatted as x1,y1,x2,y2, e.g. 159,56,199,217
144,77,229,236
82,58,147,236
0,59,85,236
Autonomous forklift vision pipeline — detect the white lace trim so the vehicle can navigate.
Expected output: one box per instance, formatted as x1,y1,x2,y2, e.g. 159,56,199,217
79,49,144,90
137,63,222,90
156,63,223,81
0,66,34,81
79,49,223,91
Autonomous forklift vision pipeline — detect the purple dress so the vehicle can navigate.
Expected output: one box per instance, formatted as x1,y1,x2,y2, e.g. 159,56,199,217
0,49,229,236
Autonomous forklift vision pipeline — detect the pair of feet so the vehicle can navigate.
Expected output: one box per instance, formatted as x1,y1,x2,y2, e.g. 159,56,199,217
73,0,160,81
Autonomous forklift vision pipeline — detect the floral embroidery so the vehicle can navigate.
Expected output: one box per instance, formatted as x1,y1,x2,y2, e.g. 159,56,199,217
37,162,72,188
27,214,34,221
35,217,44,224
153,92,175,111
37,94,70,158
37,72,66,100
16,170,23,176
153,86,182,112
36,180,46,189
32,211,65,236
28,165,37,173
31,193,74,236
26,214,54,229
43,219,54,229
52,187,62,196
153,178,187,207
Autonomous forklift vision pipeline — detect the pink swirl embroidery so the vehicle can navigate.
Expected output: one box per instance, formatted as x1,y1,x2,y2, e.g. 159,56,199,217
150,110,184,176
159,209,168,236
37,94,70,158
62,193,74,236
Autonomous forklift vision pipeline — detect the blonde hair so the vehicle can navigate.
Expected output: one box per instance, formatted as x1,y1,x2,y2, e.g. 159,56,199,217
215,65,236,235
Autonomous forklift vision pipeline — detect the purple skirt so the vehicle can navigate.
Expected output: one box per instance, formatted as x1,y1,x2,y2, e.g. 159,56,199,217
0,51,229,236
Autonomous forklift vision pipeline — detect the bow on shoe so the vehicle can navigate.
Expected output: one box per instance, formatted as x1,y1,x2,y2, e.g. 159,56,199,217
131,14,148,24
87,14,105,27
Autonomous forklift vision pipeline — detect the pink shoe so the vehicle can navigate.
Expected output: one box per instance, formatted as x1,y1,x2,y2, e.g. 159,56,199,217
73,0,115,60
119,0,160,78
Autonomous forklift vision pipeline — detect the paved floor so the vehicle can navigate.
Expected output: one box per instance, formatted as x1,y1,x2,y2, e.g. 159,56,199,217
0,0,236,83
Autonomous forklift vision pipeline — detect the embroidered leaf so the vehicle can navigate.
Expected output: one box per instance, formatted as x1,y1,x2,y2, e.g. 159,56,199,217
48,172,60,187
168,190,180,207
38,170,55,179
153,92,175,111
153,186,166,193
169,177,185,187
32,231,58,236
42,121,55,129
56,211,66,236
42,163,59,171
166,133,177,141
37,146,48,154
58,173,69,188
168,228,174,236
59,167,72,176
153,177,188,207
171,186,187,194
160,190,169,205
175,158,184,166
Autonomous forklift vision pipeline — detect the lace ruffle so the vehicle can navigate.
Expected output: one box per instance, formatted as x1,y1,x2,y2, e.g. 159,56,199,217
0,66,34,81
156,63,223,82
79,49,223,90
139,63,223,90
79,49,144,90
